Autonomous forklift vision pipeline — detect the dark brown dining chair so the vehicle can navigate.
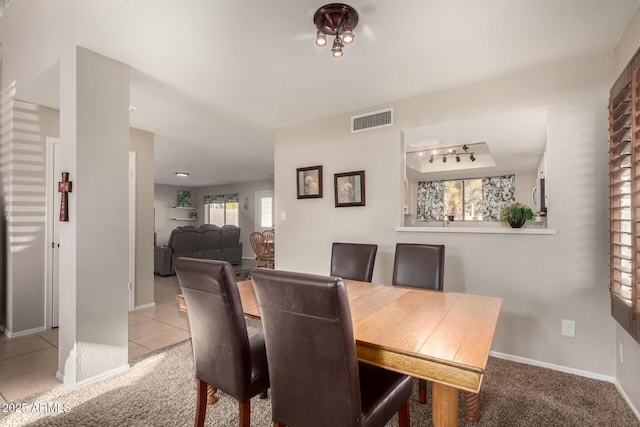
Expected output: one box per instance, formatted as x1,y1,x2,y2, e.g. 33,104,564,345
251,268,412,427
392,243,444,405
175,257,269,427
330,242,378,282
249,231,274,269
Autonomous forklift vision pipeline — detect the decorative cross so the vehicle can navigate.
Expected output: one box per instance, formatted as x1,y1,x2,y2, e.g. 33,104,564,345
58,172,72,222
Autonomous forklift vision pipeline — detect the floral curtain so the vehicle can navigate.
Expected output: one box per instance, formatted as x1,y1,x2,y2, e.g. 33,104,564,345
203,193,239,204
417,181,445,221
481,175,515,220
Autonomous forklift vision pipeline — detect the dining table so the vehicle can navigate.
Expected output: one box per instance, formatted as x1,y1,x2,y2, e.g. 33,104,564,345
236,278,502,427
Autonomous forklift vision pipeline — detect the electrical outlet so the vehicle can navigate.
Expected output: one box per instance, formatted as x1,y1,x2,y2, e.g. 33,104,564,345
561,319,575,337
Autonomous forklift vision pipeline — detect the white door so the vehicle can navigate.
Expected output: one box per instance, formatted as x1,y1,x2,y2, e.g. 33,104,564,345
254,190,274,232
46,137,61,328
128,152,136,311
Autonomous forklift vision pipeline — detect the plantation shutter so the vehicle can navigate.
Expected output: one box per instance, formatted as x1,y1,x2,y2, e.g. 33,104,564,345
609,51,640,341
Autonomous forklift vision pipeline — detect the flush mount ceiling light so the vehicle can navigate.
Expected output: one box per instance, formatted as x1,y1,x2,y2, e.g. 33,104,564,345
175,172,189,177
314,3,359,57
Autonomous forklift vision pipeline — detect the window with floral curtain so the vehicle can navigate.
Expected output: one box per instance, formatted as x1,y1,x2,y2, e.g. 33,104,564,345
203,193,239,226
416,175,514,221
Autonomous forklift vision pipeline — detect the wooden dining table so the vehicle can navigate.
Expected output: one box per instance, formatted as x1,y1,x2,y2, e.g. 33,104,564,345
236,278,502,427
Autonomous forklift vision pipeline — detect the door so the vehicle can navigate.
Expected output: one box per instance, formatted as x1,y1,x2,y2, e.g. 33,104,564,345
46,137,61,328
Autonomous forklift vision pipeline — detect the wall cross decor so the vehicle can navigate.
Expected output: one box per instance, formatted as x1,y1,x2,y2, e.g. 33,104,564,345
58,172,72,222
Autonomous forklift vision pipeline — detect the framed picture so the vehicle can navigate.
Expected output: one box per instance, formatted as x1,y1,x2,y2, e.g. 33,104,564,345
177,190,192,207
297,165,323,199
334,170,365,207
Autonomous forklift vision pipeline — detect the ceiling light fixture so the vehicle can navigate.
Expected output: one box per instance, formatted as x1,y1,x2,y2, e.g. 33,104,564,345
175,172,190,177
314,3,359,58
421,145,478,165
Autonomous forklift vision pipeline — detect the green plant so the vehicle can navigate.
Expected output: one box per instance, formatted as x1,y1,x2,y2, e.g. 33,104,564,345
499,202,535,228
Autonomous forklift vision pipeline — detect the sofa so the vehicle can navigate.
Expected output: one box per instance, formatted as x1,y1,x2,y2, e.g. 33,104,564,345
154,224,243,276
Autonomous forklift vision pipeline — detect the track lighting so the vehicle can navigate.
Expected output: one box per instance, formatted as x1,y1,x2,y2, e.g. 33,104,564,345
456,154,461,162
470,154,476,161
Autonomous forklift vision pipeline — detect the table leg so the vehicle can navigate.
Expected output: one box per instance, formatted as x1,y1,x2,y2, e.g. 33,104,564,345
207,385,218,405
463,390,481,422
432,382,458,427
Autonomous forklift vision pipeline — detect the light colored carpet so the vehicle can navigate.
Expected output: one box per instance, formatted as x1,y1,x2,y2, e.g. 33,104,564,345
1,319,638,426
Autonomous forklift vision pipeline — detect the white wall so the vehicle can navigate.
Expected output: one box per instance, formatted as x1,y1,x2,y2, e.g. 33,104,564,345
154,184,197,247
614,4,640,415
194,179,274,259
275,53,614,377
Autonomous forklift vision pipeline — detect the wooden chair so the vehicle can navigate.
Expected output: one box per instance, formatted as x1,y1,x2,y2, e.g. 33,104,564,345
174,258,270,427
249,231,274,269
262,229,275,256
251,268,412,427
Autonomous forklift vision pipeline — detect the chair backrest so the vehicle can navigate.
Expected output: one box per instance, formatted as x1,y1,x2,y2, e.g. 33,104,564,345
330,242,378,282
249,231,266,256
174,257,253,402
251,268,362,427
392,243,445,291
262,229,275,244
220,224,241,248
198,226,222,251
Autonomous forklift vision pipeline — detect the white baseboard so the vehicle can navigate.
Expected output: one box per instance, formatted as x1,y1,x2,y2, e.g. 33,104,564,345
57,364,130,389
489,351,616,383
4,325,46,339
614,381,640,421
133,302,156,311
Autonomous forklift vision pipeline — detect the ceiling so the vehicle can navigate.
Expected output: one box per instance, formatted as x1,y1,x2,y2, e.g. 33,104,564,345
17,0,640,187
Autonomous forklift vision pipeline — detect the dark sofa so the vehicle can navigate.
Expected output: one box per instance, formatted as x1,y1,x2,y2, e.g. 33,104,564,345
154,224,243,276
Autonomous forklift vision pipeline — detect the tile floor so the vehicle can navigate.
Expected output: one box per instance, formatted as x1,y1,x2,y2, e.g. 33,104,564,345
0,267,243,405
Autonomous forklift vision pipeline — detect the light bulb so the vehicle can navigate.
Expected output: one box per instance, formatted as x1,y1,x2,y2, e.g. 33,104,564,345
316,31,327,46
342,30,354,44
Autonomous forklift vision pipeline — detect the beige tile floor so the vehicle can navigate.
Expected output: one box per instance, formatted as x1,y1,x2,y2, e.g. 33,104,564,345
0,273,192,404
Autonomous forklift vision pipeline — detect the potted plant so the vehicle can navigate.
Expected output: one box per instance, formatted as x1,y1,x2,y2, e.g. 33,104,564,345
500,202,535,228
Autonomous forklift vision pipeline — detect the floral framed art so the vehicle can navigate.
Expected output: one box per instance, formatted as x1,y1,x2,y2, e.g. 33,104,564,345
334,170,365,207
297,165,323,199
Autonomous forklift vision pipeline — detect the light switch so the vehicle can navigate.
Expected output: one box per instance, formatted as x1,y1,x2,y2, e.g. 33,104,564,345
280,211,287,221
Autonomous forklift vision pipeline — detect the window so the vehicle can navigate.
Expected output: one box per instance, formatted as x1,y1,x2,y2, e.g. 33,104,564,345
417,175,514,221
608,56,639,342
255,190,274,231
203,193,239,226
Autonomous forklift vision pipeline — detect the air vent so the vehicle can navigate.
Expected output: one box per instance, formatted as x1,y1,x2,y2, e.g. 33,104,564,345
351,108,393,133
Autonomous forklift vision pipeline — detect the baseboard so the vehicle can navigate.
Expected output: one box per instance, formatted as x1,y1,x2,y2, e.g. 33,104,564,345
4,325,46,339
489,351,616,383
134,302,156,311
614,380,640,421
57,363,130,389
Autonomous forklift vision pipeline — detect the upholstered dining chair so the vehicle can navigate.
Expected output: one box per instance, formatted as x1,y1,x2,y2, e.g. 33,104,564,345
392,243,444,405
330,242,378,282
249,231,274,268
251,268,412,427
174,257,269,427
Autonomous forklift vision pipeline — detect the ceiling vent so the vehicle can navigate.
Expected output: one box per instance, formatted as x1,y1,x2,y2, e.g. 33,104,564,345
351,108,393,133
